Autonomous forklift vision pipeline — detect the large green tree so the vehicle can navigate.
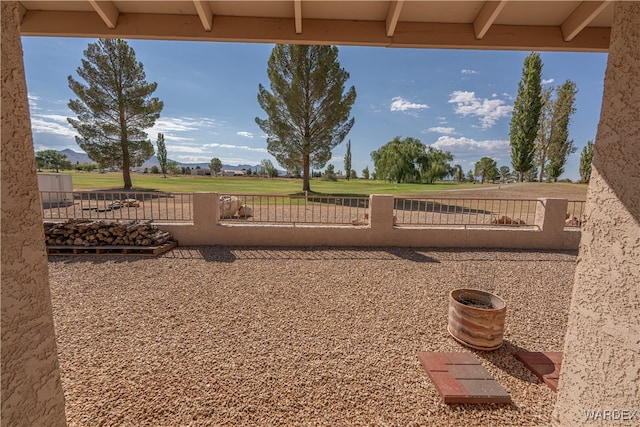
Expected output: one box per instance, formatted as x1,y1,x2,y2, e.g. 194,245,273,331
361,166,370,180
260,159,278,178
420,147,454,184
68,38,163,189
156,133,168,178
474,157,498,184
35,150,72,172
452,164,464,183
546,80,578,182
499,165,511,182
256,44,356,192
579,140,594,184
371,136,423,183
344,139,352,181
510,52,543,182
371,136,453,184
209,157,223,177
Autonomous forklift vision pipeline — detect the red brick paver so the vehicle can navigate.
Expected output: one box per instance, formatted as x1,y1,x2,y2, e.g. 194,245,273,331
515,351,562,392
418,352,512,404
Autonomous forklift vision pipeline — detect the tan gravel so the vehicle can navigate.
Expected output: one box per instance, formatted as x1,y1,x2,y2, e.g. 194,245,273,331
48,247,577,426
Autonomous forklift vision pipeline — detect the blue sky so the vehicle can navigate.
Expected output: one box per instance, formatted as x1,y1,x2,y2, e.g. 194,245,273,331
22,37,607,180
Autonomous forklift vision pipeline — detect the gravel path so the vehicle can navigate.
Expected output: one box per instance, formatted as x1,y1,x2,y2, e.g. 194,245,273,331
48,247,577,426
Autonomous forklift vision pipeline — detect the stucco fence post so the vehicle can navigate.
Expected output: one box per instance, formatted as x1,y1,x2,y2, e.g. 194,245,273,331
192,192,219,226
160,192,218,245
535,198,568,234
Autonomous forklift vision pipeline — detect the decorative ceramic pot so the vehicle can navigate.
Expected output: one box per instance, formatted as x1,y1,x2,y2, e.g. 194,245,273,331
447,288,506,351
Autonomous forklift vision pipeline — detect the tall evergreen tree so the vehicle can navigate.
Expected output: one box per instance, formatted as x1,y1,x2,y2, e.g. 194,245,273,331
547,80,578,182
344,139,352,181
256,44,356,192
535,87,554,182
510,52,543,182
68,39,163,189
156,133,168,178
579,140,594,184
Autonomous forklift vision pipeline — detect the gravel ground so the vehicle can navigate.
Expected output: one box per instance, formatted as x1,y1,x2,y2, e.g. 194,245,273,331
48,246,577,426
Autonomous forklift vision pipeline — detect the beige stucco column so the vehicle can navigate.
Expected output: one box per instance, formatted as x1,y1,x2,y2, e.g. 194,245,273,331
553,2,640,425
1,2,68,426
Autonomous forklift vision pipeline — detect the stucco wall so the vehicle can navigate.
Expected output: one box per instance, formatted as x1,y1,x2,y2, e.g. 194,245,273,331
1,2,67,426
553,2,640,425
160,195,580,250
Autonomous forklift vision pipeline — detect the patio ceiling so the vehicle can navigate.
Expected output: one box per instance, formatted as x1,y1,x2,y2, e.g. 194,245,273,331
18,1,612,52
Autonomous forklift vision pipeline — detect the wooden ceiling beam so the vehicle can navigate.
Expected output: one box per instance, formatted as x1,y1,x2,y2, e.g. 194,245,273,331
294,0,302,34
88,0,119,29
386,0,404,37
561,1,612,42
193,1,213,32
473,1,507,40
19,11,610,52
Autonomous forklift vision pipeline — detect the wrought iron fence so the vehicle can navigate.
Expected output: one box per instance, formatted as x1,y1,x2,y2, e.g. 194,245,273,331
218,193,370,225
41,191,193,222
393,197,540,227
565,200,586,228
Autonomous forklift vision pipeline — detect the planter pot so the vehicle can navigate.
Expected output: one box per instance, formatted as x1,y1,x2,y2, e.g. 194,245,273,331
447,288,506,351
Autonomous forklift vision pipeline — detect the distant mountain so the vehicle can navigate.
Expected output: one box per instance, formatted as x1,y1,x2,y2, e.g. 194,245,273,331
56,149,259,171
59,149,91,165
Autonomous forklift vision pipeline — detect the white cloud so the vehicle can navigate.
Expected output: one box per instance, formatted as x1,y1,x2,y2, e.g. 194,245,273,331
448,91,512,129
147,116,220,143
161,134,194,142
204,143,268,153
151,117,217,133
431,136,510,157
425,127,456,135
461,69,478,75
28,93,41,110
171,155,213,163
390,96,429,112
237,131,254,138
165,145,205,154
542,78,555,85
30,115,77,138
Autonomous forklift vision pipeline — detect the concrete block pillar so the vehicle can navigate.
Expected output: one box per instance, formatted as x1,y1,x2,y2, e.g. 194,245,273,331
369,194,395,230
534,198,568,233
1,2,67,426
553,2,640,425
192,192,219,225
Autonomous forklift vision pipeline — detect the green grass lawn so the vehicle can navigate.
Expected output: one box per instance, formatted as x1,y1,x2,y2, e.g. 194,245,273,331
50,170,588,199
63,171,478,195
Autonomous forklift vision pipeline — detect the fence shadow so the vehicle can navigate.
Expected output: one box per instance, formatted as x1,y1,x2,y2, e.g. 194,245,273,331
394,198,492,215
72,189,173,201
